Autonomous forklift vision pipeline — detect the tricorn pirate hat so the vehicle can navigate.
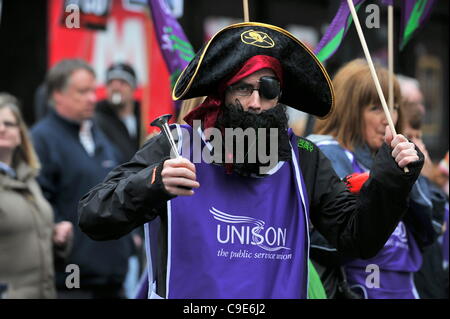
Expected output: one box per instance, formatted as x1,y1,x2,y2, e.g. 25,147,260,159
173,22,334,118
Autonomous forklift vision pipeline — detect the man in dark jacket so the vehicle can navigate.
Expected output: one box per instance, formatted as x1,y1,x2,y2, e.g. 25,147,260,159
32,59,134,298
95,62,141,163
78,23,424,299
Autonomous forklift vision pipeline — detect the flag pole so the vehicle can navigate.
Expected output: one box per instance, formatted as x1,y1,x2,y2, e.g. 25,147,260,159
243,0,250,22
346,0,408,172
388,4,394,113
0,0,3,26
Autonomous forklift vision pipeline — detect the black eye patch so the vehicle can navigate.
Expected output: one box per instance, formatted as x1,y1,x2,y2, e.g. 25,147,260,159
258,76,281,100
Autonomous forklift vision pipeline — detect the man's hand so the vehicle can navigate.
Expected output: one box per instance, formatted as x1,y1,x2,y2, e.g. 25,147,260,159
385,126,419,169
162,157,200,196
53,221,73,247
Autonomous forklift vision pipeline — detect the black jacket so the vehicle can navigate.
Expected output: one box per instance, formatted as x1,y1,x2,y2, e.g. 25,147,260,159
95,99,142,163
78,129,424,297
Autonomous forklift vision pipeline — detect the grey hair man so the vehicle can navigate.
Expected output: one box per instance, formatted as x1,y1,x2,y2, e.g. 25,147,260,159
31,59,134,299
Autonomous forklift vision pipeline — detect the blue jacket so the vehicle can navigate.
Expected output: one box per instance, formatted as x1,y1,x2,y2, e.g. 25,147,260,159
32,110,134,288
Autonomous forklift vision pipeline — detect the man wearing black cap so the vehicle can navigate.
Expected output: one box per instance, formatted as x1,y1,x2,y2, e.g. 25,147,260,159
95,62,141,163
79,23,424,299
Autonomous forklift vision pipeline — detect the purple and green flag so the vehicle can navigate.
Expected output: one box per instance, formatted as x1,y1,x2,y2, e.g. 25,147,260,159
398,0,437,50
380,0,394,6
147,0,195,89
314,0,367,63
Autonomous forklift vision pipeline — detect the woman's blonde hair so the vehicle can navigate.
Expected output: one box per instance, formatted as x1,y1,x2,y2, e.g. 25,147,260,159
176,96,207,124
143,97,208,142
314,59,403,151
0,93,41,171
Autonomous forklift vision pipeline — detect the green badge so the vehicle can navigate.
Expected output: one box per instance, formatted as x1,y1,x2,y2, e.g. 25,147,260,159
298,139,314,152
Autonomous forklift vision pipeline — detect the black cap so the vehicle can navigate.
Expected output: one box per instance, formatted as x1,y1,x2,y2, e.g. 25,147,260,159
106,62,137,88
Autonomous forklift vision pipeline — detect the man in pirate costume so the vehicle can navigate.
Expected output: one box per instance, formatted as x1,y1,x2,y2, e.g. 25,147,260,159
78,23,424,299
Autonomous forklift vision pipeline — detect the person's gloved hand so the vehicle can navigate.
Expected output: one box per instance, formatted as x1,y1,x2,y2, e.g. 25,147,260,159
342,172,370,194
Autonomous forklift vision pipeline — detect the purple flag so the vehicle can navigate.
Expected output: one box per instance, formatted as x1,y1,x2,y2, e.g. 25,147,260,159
380,0,394,6
399,0,437,50
147,0,195,88
314,0,368,62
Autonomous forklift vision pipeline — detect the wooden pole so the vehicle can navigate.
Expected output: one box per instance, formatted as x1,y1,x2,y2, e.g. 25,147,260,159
243,0,250,22
346,0,409,172
388,5,394,113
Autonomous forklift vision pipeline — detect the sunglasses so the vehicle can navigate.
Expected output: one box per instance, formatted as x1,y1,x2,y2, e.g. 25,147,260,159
227,76,281,100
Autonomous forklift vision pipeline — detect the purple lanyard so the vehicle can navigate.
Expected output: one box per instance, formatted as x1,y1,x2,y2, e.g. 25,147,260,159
344,150,365,173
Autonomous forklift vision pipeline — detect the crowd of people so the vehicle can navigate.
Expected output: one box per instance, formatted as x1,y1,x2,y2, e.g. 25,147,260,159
0,21,448,299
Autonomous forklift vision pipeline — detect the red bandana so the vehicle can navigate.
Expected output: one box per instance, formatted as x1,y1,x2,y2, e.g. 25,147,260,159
183,55,283,130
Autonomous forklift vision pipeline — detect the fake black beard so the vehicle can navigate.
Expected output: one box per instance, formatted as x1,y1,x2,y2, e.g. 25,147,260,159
214,102,292,177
